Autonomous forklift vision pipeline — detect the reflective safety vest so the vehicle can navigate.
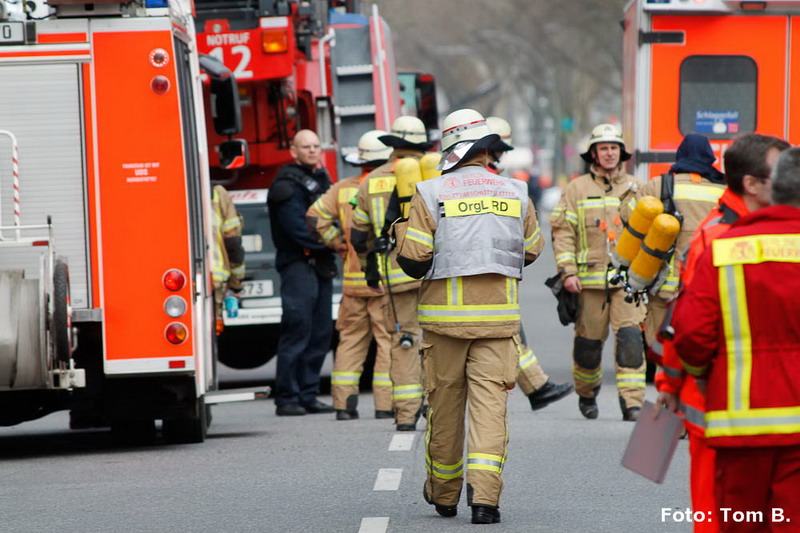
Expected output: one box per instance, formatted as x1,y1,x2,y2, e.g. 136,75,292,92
676,206,800,448
415,166,528,280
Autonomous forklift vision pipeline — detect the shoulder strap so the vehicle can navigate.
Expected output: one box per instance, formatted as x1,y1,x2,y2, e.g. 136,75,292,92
719,203,741,225
660,172,676,216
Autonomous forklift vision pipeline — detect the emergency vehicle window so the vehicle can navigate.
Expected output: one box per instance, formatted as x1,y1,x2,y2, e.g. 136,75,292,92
679,55,757,140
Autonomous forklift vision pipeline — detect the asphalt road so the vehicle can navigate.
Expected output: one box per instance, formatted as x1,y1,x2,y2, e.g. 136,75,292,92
0,223,694,533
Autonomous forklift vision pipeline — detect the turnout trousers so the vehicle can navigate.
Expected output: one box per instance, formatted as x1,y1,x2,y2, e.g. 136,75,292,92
643,294,668,348
572,288,646,408
331,294,392,412
385,289,423,425
515,327,548,395
421,330,518,508
689,435,718,533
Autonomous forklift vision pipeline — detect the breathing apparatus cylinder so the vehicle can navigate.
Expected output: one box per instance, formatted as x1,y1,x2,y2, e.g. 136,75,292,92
611,196,663,268
628,213,681,291
420,153,442,181
395,157,423,218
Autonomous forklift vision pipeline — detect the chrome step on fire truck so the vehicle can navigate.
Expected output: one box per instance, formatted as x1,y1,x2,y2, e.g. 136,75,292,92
0,0,265,444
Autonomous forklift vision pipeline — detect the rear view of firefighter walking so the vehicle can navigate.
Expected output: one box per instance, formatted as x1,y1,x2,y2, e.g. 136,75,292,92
211,185,245,327
398,109,544,524
350,116,432,431
306,130,394,420
551,123,645,421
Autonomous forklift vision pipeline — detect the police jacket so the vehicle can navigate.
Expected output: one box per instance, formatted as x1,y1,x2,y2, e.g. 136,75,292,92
268,163,333,271
551,164,637,289
307,174,382,297
351,150,423,293
397,163,543,339
654,188,749,438
674,205,800,448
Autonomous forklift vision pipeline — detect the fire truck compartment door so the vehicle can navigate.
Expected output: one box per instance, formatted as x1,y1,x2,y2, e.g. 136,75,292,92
0,64,89,309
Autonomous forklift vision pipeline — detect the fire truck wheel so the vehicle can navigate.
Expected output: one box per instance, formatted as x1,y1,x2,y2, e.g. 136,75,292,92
162,397,208,444
53,258,72,364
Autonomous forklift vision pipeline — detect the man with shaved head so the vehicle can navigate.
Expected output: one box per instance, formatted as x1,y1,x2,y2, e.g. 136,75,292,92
268,129,336,416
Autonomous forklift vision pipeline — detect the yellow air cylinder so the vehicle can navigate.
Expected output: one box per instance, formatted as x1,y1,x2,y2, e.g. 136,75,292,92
395,157,423,218
611,196,664,268
420,153,442,181
628,213,681,291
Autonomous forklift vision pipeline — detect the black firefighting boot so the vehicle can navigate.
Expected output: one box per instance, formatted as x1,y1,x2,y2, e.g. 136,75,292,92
619,396,641,422
336,395,359,421
423,485,457,518
471,505,501,524
578,396,599,419
527,380,574,411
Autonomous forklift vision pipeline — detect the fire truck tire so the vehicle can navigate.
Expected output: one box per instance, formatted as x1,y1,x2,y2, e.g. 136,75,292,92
53,258,72,364
162,396,207,444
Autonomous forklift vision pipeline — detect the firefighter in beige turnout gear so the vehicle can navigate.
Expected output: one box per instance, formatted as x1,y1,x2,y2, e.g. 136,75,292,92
350,116,432,431
397,109,544,525
486,117,573,410
307,131,394,420
211,185,245,324
551,124,645,421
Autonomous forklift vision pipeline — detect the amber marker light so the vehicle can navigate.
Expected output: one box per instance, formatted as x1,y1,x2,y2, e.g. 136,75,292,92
262,28,289,53
165,323,188,345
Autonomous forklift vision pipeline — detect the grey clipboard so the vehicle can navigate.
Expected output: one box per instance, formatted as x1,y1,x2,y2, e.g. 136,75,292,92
620,400,685,484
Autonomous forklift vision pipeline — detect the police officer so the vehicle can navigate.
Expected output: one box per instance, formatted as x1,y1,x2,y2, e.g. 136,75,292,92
397,109,543,524
350,116,431,431
551,124,645,421
268,129,336,417
306,130,394,420
485,116,573,411
211,184,245,328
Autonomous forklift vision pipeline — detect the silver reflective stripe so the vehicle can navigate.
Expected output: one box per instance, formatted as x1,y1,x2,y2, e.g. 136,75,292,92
679,402,706,428
427,459,463,477
707,412,800,430
418,307,519,317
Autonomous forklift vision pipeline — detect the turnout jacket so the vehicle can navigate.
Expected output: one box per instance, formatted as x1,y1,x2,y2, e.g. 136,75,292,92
351,149,423,293
397,164,543,339
622,173,724,298
654,188,749,438
211,185,245,290
551,164,638,288
307,173,382,298
674,205,800,448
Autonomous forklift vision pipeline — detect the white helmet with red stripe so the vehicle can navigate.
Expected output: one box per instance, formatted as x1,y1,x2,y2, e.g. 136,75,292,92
438,109,499,172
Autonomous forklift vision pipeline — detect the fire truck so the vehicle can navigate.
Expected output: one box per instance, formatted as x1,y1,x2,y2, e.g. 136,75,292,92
193,0,437,371
623,0,800,180
0,0,265,443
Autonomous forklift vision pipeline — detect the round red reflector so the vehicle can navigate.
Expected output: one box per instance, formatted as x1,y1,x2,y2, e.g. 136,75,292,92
165,323,188,345
163,269,186,292
149,48,170,68
151,76,170,94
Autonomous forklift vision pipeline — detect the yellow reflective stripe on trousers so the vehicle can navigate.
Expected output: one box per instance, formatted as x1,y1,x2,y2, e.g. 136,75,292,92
518,346,537,370
406,227,434,249
467,452,505,474
393,384,423,399
673,183,724,204
706,406,800,437
525,227,541,251
373,372,392,387
331,371,361,385
719,264,752,411
574,368,602,384
617,373,646,388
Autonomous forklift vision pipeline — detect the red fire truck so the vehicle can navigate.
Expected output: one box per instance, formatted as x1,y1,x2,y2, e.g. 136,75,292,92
194,0,437,371
0,0,263,443
623,0,800,180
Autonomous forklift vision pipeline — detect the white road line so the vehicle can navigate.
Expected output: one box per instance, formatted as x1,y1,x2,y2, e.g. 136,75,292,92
358,517,389,533
373,468,403,491
388,433,415,451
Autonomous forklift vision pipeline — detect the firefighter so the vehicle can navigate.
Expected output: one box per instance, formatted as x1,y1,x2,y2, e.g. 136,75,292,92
551,123,645,421
486,116,573,411
268,129,336,417
397,109,543,524
211,185,245,327
350,116,432,431
306,130,394,420
654,133,789,533
621,134,725,355
673,146,800,529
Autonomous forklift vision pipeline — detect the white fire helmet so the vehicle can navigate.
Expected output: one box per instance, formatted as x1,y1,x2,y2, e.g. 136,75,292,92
345,129,391,166
580,123,632,163
486,116,514,152
437,108,499,172
379,116,430,149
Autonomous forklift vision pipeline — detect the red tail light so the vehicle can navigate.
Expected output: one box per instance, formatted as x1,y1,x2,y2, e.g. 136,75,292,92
151,76,170,94
165,323,188,345
163,269,186,292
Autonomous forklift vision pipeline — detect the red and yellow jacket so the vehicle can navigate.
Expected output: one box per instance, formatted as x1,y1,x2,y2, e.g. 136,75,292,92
654,188,749,438
673,205,800,448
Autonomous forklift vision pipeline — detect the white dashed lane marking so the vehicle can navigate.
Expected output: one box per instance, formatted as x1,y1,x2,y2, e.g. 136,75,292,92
373,468,403,491
388,433,415,451
358,517,389,533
